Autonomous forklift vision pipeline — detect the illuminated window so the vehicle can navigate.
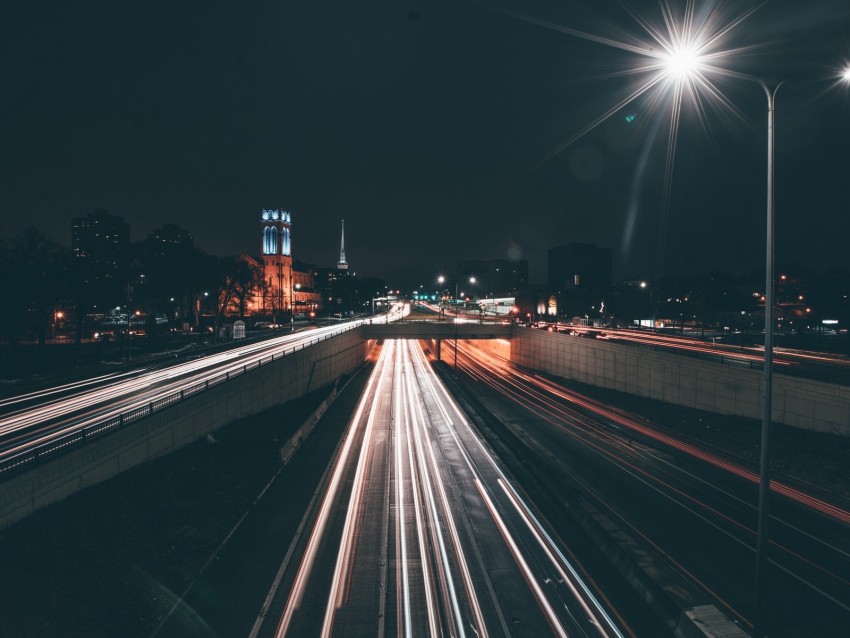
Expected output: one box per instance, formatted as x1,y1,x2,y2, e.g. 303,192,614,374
263,227,278,254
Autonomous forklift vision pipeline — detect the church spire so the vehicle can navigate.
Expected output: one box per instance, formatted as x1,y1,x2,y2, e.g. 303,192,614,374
337,219,348,270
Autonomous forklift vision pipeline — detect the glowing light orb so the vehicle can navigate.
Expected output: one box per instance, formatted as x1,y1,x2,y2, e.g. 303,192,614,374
662,45,700,80
843,66,850,82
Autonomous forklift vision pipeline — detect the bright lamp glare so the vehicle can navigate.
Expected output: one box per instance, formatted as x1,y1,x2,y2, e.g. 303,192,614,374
843,66,850,82
663,46,699,79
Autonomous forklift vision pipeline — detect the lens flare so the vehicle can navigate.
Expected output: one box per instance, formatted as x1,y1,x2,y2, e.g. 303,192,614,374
661,45,702,80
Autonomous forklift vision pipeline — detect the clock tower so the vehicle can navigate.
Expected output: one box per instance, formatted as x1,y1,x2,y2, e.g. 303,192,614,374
260,209,293,315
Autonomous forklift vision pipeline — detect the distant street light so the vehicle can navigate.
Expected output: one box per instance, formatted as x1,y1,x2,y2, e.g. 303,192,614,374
293,283,302,331
126,285,134,361
437,274,476,372
639,281,654,329
53,310,63,339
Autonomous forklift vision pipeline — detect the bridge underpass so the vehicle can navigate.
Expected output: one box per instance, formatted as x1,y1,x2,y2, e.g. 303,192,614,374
361,321,511,363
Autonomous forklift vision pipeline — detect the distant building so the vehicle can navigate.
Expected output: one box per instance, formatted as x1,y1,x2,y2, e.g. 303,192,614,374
243,210,374,319
292,260,321,316
259,208,294,316
147,223,194,253
337,219,349,271
134,224,196,318
548,243,611,291
231,209,321,318
71,209,130,304
314,266,355,313
456,259,528,298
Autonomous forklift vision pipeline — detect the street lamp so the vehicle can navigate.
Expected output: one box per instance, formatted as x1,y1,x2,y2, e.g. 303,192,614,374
747,79,781,638
53,310,63,340
639,281,653,329
437,276,447,320
438,274,476,371
665,50,780,633
292,283,301,331
663,53,850,635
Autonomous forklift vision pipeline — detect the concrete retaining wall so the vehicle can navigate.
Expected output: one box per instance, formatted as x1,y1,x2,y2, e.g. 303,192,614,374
472,336,511,360
511,328,850,436
279,383,339,463
0,331,372,530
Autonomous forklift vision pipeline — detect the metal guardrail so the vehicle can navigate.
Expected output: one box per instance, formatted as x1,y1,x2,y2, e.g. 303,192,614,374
0,323,361,480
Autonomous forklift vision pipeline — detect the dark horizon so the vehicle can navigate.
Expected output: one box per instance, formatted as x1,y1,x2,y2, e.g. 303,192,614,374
3,1,850,288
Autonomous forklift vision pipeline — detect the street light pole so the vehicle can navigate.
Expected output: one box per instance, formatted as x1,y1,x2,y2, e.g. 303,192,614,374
753,80,781,638
125,284,133,362
658,49,849,636
454,300,459,374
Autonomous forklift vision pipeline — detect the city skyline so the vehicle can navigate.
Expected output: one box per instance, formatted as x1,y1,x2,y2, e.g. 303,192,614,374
3,1,850,287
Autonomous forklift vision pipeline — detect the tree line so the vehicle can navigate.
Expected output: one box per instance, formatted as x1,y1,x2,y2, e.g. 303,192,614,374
0,226,265,346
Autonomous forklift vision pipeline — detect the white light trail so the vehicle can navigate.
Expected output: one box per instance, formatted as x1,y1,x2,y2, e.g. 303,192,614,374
393,344,414,638
274,337,390,636
0,322,364,460
320,340,392,637
404,343,466,637
406,342,490,637
474,478,569,638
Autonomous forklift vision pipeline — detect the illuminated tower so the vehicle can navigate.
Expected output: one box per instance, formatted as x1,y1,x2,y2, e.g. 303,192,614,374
337,219,348,271
260,209,293,315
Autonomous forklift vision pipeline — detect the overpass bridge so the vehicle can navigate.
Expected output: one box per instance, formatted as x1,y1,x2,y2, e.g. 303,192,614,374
2,318,848,529
361,320,511,341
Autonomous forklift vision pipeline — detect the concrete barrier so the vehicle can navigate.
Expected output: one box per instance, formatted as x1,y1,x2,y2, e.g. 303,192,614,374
511,328,850,436
280,382,339,463
0,331,373,530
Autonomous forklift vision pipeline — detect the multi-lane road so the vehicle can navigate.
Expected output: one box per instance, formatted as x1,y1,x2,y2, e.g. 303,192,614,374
262,339,625,637
0,313,408,473
2,314,849,636
450,337,850,636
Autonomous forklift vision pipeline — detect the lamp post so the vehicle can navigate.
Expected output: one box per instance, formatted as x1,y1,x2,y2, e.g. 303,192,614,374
292,283,301,331
439,274,476,371
125,284,134,361
751,79,781,638
660,49,780,633
53,311,63,340
662,54,850,635
640,281,654,330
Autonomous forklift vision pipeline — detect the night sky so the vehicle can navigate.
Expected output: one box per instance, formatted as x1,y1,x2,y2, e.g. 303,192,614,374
3,1,850,289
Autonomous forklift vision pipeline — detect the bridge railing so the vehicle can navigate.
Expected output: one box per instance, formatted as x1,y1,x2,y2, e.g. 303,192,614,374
0,322,363,480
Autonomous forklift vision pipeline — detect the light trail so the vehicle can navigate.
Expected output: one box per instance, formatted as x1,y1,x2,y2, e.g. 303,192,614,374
398,341,441,637
460,341,849,526
404,350,466,637
0,368,150,411
269,338,625,637
420,344,625,638
274,338,392,636
567,326,796,367
453,339,850,621
0,313,416,469
474,478,569,638
393,342,414,638
498,478,624,637
405,340,489,637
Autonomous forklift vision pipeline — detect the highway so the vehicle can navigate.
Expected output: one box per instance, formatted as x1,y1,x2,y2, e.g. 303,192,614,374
450,338,850,636
3,309,849,636
263,339,625,637
547,323,850,383
0,309,408,475
417,301,850,383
